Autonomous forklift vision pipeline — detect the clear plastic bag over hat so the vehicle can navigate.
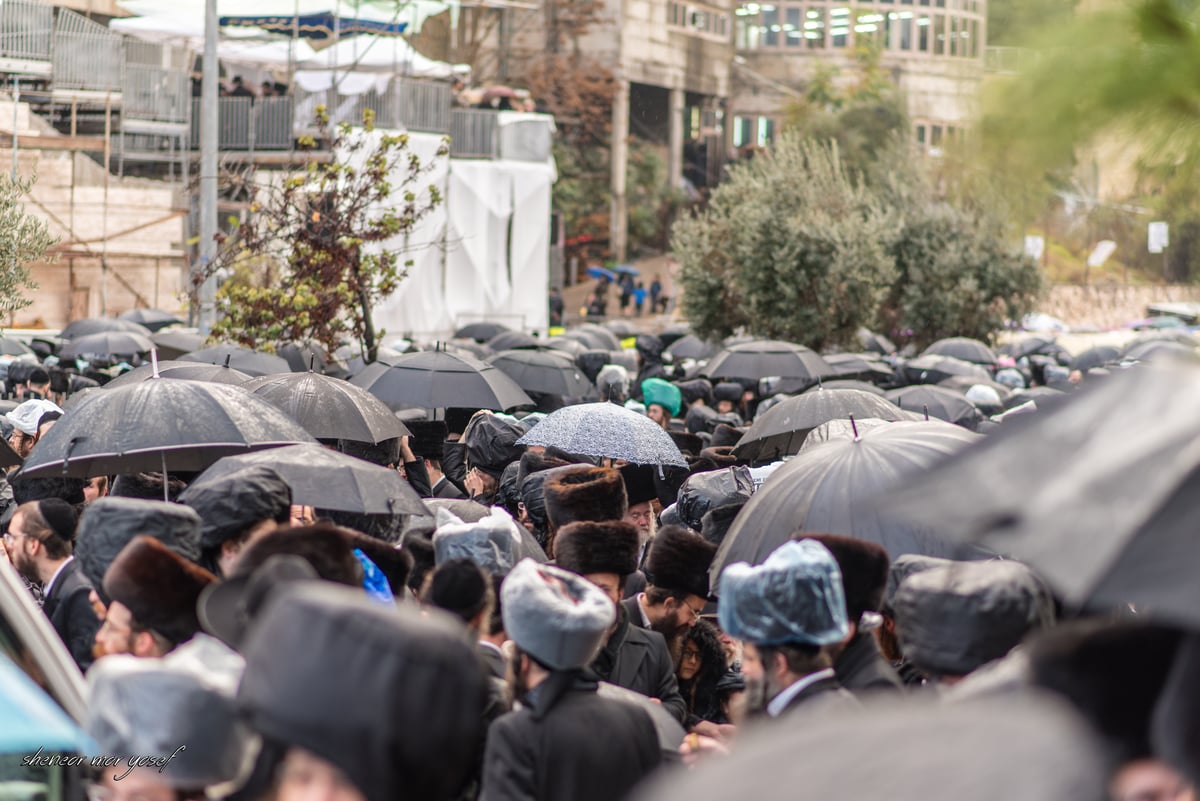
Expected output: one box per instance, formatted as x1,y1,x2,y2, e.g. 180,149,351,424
718,539,850,647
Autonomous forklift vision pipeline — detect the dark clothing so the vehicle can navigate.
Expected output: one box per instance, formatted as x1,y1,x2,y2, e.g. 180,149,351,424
620,596,645,628
775,675,857,719
622,572,647,601
433,475,467,500
835,633,905,695
41,559,100,672
591,605,687,723
480,671,661,801
548,293,564,327
403,458,432,499
479,642,508,680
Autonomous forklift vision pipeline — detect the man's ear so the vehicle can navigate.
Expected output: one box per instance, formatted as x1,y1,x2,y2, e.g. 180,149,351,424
132,630,158,658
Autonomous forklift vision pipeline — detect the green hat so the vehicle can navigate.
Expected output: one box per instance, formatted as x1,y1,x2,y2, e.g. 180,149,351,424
642,377,682,418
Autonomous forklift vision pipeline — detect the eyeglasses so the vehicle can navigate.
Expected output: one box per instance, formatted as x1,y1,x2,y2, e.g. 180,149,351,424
685,602,704,622
681,648,702,662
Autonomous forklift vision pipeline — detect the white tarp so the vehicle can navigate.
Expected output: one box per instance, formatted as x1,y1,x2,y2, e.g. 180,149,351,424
115,0,451,37
297,34,460,77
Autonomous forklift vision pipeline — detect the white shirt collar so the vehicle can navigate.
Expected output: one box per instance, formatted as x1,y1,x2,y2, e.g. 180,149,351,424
635,593,653,629
766,668,836,718
43,555,73,598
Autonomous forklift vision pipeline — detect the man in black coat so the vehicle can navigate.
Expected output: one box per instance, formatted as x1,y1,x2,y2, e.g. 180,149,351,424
481,560,661,801
4,500,99,670
556,520,688,723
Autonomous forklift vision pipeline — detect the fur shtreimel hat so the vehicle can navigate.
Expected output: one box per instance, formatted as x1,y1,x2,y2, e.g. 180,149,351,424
554,520,640,579
501,559,615,670
801,533,891,623
543,466,628,533
645,525,718,600
102,536,217,646
713,382,744,404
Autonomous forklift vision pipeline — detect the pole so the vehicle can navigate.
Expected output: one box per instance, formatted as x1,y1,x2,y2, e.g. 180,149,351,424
198,0,219,335
101,93,111,315
11,76,18,180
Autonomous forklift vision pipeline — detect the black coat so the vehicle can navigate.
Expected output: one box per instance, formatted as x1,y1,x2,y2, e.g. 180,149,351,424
41,559,100,672
433,476,467,500
479,642,508,681
834,633,905,695
591,605,687,724
480,672,661,801
774,674,857,720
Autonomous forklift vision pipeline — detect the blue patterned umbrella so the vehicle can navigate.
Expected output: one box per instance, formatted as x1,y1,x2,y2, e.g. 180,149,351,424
0,654,93,753
517,402,687,466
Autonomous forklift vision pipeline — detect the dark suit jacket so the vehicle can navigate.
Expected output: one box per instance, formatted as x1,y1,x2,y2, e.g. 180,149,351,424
41,559,100,672
776,674,858,720
591,607,687,724
479,641,508,680
835,633,905,695
620,596,646,629
480,672,661,801
432,476,467,499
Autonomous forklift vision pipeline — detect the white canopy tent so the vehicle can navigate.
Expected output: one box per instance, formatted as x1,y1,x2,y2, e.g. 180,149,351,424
297,35,459,77
115,0,452,38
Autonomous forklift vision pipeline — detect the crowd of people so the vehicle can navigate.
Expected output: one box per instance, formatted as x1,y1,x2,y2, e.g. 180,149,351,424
1,317,1197,801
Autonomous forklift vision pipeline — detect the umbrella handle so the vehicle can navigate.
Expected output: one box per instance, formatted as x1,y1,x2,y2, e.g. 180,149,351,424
151,348,160,378
849,413,860,441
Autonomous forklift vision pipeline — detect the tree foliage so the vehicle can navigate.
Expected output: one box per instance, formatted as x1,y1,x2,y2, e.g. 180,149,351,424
674,135,1041,349
0,175,57,321
200,109,446,362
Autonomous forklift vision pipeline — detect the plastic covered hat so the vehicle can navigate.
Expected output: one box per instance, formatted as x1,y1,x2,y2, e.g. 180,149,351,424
718,539,850,647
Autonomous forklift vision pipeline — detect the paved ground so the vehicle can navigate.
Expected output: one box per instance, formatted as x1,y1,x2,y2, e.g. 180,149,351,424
561,255,682,332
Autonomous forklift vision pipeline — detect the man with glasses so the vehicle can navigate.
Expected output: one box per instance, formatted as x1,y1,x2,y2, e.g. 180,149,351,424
622,525,717,663
5,398,62,460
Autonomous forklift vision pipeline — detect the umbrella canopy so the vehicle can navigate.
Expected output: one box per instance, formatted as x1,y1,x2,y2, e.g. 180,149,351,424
105,360,252,388
665,335,719,361
1126,329,1199,351
886,385,984,429
1122,339,1197,364
901,354,990,385
443,339,494,361
807,379,886,396
1000,336,1067,361
586,266,618,281
180,344,291,377
823,352,896,383
576,324,622,351
1070,345,1121,373
856,328,897,355
0,336,32,357
150,330,206,360
190,444,426,516
20,380,315,478
612,264,640,277
0,654,93,754
454,322,510,343
882,365,1200,628
733,389,915,462
487,350,593,397
544,337,587,357
597,681,684,755
923,337,997,365
118,308,184,332
705,340,834,383
350,350,533,411
713,420,981,577
602,319,640,338
243,372,412,443
798,416,893,451
61,317,151,339
630,695,1105,801
60,331,155,360
516,403,688,467
277,341,329,373
937,375,1013,401
487,330,539,352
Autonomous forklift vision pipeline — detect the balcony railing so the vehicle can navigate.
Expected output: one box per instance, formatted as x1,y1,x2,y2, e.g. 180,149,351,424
189,96,296,151
293,77,452,135
124,63,189,123
451,109,554,162
53,10,123,93
449,108,498,158
0,0,52,64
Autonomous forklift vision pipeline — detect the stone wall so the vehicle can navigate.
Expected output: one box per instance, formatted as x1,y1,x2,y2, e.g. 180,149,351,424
1041,284,1200,329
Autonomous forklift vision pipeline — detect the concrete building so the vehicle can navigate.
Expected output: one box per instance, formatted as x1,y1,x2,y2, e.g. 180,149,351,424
729,0,985,150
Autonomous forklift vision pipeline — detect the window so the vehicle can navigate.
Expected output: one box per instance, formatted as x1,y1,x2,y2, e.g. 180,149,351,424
933,13,945,54
915,124,927,144
830,6,850,46
806,7,826,47
917,14,930,50
736,11,763,48
763,5,779,46
757,117,775,146
733,115,753,147
949,15,958,56
785,6,802,45
930,125,943,147
898,11,912,49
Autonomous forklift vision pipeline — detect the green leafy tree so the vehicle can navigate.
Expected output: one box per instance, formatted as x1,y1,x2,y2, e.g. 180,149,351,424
0,175,57,321
201,109,446,362
672,135,896,348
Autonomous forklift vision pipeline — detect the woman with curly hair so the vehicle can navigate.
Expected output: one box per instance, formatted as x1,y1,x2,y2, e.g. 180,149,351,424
677,618,730,727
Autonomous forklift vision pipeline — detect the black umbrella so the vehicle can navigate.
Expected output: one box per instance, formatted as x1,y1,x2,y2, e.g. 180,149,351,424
333,344,405,377
1000,336,1068,362
886,385,984,429
602,320,640,339
59,331,155,360
350,349,533,411
61,317,151,339
882,365,1200,628
444,339,494,361
487,331,539,352
118,308,184,332
20,380,314,479
923,337,997,366
658,324,691,349
1122,340,1197,364
705,340,835,383
0,337,31,357
630,695,1105,801
454,322,510,343
243,372,411,444
806,379,886,396
277,341,329,373
937,375,1013,401
1125,329,1199,351
1070,345,1121,373
576,324,622,351
189,443,426,516
856,328,897,356
150,330,206,360
823,352,896,383
180,344,291,377
713,421,982,578
544,337,587,357
487,349,592,397
733,388,915,462
901,354,990,385
665,335,718,361
1001,385,1069,412
105,360,252,388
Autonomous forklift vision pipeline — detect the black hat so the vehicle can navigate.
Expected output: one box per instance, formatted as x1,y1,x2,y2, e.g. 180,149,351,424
688,446,740,473
516,450,573,487
668,431,704,457
801,533,890,623
237,583,489,801
700,502,744,546
424,558,491,622
180,465,292,549
676,467,755,531
675,379,714,407
714,382,743,403
554,520,641,578
543,466,628,535
709,424,744,450
11,475,86,506
620,464,659,507
645,525,717,599
462,414,524,479
76,497,203,602
110,472,188,502
198,553,320,650
685,404,718,434
35,499,77,545
406,420,449,460
103,536,217,646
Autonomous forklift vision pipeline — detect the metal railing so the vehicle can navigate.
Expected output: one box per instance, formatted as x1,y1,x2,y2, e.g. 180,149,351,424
124,63,189,122
396,78,450,133
294,77,452,135
449,108,498,159
53,9,123,92
188,96,295,151
0,0,52,63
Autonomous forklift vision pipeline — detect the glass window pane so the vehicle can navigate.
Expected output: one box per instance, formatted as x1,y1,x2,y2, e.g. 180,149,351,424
931,125,943,146
785,6,803,45
805,7,826,46
736,13,762,48
916,124,927,144
855,10,882,47
949,16,958,55
933,13,945,54
899,13,912,48
830,7,850,46
763,5,780,45
917,14,930,50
